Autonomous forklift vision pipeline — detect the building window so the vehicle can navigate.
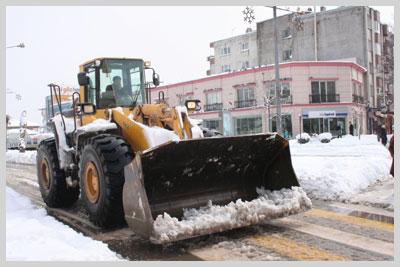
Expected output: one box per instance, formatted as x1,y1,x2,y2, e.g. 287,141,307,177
267,82,292,104
241,61,249,69
221,46,231,56
241,42,249,52
310,81,339,103
236,87,256,108
271,114,292,137
282,28,292,39
203,119,221,131
221,64,231,72
204,92,222,111
368,29,372,41
374,32,379,43
283,49,292,61
352,83,364,104
234,116,262,135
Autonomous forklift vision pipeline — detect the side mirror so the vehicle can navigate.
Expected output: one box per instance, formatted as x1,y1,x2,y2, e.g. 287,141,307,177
79,103,96,115
77,72,89,86
153,73,160,86
185,99,201,112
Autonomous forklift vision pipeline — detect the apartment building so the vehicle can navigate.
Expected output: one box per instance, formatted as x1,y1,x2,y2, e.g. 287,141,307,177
152,61,367,138
207,28,257,76
207,6,390,114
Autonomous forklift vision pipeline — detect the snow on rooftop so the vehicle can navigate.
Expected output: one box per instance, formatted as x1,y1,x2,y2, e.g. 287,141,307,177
6,187,124,261
290,134,392,201
151,186,311,243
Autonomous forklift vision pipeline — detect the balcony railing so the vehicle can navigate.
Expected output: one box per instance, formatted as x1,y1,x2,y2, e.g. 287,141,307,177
234,99,257,108
204,103,223,111
352,94,365,104
309,94,340,104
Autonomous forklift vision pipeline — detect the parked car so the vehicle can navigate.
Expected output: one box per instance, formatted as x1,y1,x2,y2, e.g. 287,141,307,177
6,129,53,150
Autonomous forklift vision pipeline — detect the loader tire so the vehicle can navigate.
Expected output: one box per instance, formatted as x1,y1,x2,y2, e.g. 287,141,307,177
36,138,80,207
79,134,133,228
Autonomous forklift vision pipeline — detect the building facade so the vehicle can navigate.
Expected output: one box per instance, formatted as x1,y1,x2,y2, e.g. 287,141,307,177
152,61,367,138
207,6,391,115
207,28,257,76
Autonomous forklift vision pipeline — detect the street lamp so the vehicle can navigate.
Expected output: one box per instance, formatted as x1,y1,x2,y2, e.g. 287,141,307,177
6,43,25,49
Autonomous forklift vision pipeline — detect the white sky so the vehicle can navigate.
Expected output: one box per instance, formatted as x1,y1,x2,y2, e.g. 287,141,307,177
6,6,394,124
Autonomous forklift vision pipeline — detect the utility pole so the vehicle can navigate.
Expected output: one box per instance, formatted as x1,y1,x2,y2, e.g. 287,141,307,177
314,6,318,61
273,6,282,135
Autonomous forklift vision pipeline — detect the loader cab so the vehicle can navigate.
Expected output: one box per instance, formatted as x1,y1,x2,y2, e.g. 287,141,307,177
78,58,147,109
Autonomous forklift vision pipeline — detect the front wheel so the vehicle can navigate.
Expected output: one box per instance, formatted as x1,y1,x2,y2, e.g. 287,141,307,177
36,138,80,207
79,134,133,228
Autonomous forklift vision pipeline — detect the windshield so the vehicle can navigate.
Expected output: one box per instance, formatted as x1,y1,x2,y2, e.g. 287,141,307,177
98,59,145,108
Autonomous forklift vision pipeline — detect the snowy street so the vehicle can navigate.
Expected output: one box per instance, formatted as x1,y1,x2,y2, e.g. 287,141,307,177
5,134,394,261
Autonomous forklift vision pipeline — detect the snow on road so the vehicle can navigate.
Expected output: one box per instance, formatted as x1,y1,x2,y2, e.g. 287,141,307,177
6,150,37,165
290,134,392,201
6,187,124,261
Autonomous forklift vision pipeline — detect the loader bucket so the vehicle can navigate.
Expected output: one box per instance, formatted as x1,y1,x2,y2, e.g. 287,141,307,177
123,133,302,243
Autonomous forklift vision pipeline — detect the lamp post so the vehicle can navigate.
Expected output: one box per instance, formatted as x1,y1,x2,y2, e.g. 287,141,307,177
6,43,25,49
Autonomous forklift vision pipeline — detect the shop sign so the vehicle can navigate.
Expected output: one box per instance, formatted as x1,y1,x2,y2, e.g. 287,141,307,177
308,110,336,118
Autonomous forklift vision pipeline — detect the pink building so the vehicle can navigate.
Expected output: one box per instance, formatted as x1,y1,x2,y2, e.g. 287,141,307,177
151,61,367,138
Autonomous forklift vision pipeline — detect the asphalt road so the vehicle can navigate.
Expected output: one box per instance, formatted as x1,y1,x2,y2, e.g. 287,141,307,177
6,162,394,261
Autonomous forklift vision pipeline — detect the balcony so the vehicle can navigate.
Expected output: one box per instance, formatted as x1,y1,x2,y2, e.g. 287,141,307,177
204,103,223,112
309,94,340,104
234,99,257,108
352,94,365,104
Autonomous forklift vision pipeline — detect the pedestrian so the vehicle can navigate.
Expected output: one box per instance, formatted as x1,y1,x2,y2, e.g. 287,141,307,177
283,128,289,139
389,135,394,177
380,125,387,146
349,122,354,136
375,122,381,142
336,125,342,138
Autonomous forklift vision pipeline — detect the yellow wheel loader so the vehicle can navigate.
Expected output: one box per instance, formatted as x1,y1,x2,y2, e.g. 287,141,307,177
36,58,309,244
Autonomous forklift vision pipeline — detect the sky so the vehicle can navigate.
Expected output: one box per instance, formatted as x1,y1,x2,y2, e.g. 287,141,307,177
6,6,394,124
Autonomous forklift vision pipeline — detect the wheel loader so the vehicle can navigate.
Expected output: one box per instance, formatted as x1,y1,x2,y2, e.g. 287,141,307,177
37,57,309,244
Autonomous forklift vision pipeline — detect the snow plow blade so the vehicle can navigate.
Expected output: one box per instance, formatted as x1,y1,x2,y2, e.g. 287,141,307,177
123,133,302,243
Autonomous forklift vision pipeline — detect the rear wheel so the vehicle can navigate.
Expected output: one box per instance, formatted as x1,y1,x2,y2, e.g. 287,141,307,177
79,134,133,228
36,138,80,207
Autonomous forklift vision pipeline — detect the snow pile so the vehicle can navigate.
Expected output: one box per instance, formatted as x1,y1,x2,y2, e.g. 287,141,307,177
318,132,332,141
151,186,311,243
295,133,311,140
6,150,37,165
77,118,117,132
6,187,124,261
290,134,392,200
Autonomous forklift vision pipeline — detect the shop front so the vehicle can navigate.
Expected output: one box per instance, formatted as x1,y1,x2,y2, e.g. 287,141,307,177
302,107,348,137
